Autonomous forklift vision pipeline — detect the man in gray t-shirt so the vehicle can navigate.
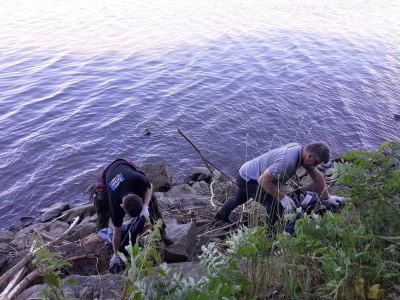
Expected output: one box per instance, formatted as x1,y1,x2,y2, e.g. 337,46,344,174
215,141,343,234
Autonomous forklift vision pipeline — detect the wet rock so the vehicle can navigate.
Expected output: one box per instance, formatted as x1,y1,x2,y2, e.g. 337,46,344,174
141,162,173,192
40,202,70,222
164,222,197,262
190,167,211,182
8,225,20,234
60,204,96,224
0,230,15,243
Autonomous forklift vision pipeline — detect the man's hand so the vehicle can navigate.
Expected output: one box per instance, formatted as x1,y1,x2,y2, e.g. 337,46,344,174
281,196,296,211
140,204,149,219
109,254,122,274
327,195,343,206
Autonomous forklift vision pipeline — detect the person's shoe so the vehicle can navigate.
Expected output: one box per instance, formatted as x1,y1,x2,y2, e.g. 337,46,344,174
215,212,236,224
160,229,174,246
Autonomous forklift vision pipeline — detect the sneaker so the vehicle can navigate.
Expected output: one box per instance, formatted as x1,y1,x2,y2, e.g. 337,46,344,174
160,229,174,246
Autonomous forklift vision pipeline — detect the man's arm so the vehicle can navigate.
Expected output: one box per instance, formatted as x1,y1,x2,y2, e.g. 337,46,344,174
258,169,286,200
142,182,153,206
112,225,122,255
307,168,330,199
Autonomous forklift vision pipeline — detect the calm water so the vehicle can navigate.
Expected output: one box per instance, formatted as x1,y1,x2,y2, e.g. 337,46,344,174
1,0,399,229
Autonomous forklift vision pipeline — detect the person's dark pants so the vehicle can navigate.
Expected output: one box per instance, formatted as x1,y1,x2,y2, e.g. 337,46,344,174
216,174,285,235
94,192,166,231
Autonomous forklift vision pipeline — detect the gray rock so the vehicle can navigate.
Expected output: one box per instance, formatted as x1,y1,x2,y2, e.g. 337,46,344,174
192,181,210,194
16,274,126,300
67,222,97,242
190,167,211,182
163,194,210,210
0,230,15,243
89,213,98,223
79,215,92,226
60,203,96,224
16,283,46,300
10,223,50,250
167,261,201,281
165,184,195,197
141,162,173,192
164,222,197,262
46,221,70,239
40,202,70,222
332,152,346,162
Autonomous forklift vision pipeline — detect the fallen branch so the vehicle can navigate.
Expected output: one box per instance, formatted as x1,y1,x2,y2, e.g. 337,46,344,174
3,268,41,300
3,253,100,300
0,267,27,300
177,127,235,185
0,216,80,286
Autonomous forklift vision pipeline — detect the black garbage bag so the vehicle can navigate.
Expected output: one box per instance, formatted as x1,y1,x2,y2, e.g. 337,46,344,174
98,215,146,254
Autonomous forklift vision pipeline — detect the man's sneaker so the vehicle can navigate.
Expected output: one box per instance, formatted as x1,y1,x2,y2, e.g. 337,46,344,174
160,229,174,246
215,213,236,224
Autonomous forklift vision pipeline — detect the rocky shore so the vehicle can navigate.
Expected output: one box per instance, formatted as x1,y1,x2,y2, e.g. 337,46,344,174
0,159,344,300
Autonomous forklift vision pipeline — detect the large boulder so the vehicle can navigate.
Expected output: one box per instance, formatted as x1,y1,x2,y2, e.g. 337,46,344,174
141,163,173,192
164,222,197,262
40,202,70,222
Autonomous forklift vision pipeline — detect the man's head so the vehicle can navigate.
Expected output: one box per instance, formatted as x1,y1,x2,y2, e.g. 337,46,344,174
303,141,330,167
120,194,143,218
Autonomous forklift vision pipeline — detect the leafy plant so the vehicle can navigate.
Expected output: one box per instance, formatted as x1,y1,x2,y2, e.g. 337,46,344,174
331,140,400,236
33,243,79,300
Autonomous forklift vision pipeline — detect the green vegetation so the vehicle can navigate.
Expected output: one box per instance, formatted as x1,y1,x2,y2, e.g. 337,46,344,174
33,242,79,300
33,140,400,299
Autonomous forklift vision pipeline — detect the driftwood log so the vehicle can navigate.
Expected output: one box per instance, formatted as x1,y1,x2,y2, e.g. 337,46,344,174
0,216,80,300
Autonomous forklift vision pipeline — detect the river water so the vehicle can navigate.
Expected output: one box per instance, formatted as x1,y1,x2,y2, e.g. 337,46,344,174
0,0,399,229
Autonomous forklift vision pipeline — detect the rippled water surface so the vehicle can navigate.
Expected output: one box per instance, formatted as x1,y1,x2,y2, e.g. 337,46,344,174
1,0,399,229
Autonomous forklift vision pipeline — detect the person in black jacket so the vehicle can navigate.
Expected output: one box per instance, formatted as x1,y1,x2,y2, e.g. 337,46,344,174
93,158,173,273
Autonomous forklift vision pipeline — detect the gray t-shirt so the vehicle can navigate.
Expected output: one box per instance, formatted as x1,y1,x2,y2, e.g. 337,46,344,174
239,143,313,183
